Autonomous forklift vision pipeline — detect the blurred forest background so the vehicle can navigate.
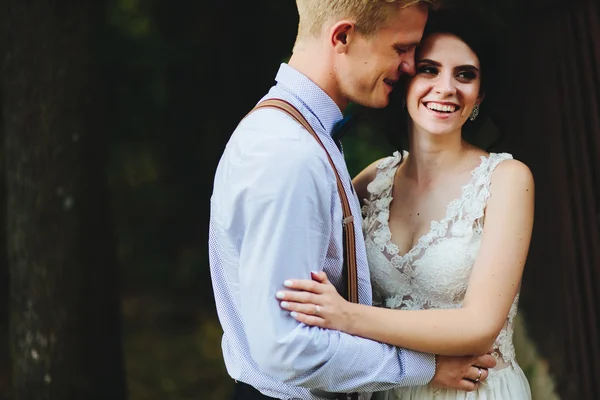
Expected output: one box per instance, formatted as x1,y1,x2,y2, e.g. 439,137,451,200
0,0,599,399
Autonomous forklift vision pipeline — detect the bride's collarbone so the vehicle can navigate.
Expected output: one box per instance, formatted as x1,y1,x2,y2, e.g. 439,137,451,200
387,197,443,255
385,156,481,254
387,182,462,254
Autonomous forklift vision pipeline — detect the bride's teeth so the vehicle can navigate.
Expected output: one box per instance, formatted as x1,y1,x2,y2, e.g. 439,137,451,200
427,103,456,112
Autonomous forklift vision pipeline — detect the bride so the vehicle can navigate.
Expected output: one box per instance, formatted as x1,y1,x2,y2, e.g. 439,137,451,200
276,10,534,400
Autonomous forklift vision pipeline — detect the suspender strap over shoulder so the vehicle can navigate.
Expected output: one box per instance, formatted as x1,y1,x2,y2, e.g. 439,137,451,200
247,99,359,304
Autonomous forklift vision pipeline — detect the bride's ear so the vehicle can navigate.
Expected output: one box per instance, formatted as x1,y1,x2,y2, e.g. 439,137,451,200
330,21,356,53
477,90,486,104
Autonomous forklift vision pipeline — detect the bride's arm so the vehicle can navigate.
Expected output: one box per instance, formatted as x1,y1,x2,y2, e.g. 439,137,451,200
352,158,382,206
278,159,534,356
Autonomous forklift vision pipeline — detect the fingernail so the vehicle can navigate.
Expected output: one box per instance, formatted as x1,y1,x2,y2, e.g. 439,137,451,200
281,301,289,308
276,291,285,299
283,280,293,287
311,270,320,275
290,311,298,318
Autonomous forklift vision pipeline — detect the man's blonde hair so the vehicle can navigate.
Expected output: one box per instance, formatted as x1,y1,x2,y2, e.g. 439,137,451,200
296,0,439,38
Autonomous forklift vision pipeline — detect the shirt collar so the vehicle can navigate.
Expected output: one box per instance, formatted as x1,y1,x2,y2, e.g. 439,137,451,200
274,63,343,137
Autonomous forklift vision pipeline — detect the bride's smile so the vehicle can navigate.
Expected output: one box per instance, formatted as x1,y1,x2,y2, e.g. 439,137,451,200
423,101,461,119
405,32,484,136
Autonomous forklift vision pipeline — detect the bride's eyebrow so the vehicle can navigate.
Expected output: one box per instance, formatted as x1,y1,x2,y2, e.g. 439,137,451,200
453,65,480,75
417,58,441,66
417,59,480,72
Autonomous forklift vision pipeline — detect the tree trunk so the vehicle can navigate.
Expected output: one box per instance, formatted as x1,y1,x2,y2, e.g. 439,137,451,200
0,87,11,400
2,1,126,399
0,6,10,399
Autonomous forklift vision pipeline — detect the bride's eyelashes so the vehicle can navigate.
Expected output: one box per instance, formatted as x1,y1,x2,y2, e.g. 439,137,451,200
455,68,478,82
415,64,479,83
416,65,438,75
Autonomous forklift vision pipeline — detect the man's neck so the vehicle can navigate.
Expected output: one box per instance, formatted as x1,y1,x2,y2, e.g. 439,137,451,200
288,43,348,111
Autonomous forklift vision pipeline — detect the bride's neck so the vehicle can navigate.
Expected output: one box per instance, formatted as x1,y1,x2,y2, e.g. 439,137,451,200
404,123,467,184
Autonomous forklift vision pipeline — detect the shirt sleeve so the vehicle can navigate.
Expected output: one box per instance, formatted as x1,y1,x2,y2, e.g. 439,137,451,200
230,135,435,393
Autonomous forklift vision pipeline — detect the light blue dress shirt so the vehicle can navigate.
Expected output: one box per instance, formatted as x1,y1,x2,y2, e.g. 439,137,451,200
209,64,436,399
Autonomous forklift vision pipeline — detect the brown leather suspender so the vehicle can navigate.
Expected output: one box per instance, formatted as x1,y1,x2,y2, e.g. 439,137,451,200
247,99,359,304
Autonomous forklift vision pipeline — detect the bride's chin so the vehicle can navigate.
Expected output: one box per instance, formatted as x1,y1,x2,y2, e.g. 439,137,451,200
417,125,457,136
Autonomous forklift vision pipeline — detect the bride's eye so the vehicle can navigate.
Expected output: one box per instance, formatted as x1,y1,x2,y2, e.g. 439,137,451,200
417,65,438,75
456,70,477,81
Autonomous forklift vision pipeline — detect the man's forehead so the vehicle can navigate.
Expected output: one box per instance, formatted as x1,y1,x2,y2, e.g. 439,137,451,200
379,8,428,39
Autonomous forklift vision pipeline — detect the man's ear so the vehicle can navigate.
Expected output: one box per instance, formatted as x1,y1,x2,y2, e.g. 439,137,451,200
329,21,356,53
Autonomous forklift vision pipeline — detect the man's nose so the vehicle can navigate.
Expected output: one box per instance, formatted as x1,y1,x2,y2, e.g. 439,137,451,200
399,61,415,76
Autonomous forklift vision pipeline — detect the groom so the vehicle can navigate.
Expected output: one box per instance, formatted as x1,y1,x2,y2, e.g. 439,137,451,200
209,1,496,399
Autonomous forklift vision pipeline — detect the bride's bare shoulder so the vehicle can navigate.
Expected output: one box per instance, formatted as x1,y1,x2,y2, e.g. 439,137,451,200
353,152,405,205
353,158,385,205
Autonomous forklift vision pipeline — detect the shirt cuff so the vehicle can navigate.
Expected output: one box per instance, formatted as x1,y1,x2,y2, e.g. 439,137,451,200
397,349,436,387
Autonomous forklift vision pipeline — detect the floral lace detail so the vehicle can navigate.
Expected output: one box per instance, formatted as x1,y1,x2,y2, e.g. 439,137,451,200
364,152,506,271
364,152,521,364
491,294,520,363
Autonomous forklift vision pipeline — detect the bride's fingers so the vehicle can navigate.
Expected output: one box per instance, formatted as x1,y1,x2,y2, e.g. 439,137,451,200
283,279,325,293
280,301,323,317
310,270,330,284
288,311,326,328
276,289,319,304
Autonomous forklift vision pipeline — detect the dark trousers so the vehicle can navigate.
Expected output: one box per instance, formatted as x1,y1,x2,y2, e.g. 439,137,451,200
232,381,278,399
231,381,358,400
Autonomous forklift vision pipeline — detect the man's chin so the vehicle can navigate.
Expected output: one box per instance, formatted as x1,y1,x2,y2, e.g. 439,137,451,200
348,92,390,109
361,95,390,109
372,97,390,109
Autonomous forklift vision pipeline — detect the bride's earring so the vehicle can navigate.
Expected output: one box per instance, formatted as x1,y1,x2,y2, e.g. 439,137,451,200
469,104,480,121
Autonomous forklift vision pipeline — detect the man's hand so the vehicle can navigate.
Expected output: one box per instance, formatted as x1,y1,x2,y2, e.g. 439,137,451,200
431,354,497,392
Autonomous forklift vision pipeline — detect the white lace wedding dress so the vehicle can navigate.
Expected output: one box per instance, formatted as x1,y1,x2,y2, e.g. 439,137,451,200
363,152,531,400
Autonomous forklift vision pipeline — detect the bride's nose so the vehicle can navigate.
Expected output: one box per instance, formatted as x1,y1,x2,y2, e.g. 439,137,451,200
434,73,457,96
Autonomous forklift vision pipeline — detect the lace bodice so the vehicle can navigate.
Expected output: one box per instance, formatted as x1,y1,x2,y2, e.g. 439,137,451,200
362,151,519,365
